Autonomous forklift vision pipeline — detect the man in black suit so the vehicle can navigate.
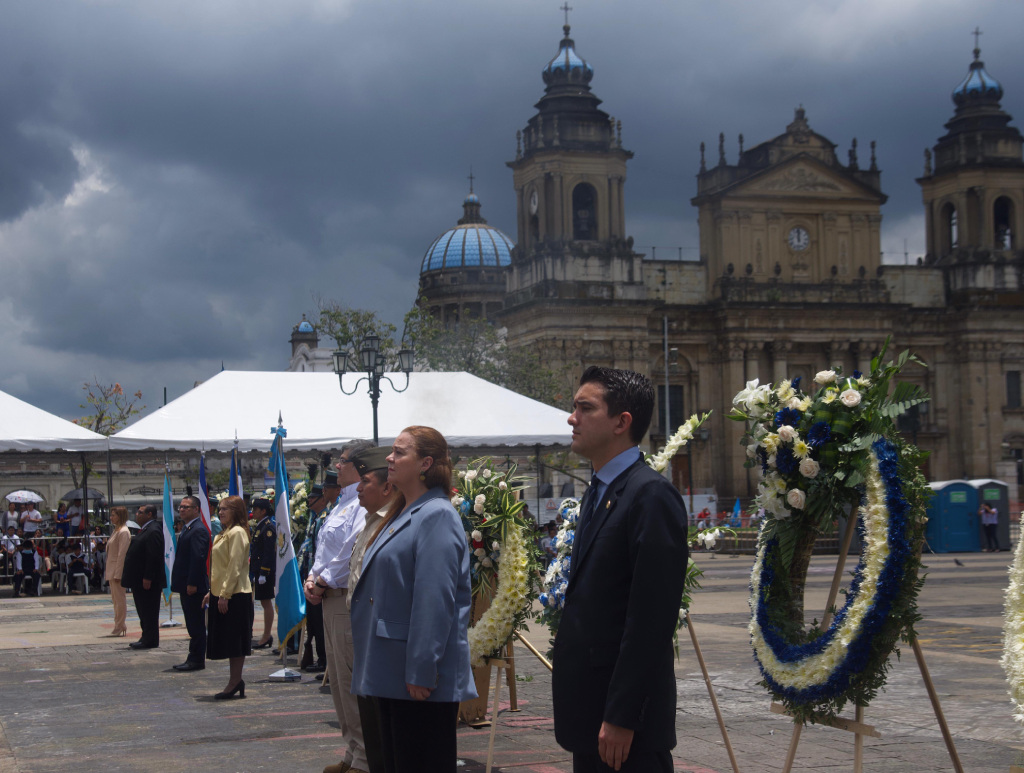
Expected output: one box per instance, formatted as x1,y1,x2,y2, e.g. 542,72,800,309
552,366,689,772
170,495,211,670
122,505,167,649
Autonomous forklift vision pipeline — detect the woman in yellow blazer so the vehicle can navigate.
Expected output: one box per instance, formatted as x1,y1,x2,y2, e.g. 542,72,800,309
202,495,253,699
105,506,131,637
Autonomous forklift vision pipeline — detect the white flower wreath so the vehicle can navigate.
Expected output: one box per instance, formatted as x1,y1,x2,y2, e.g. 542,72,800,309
1001,513,1024,724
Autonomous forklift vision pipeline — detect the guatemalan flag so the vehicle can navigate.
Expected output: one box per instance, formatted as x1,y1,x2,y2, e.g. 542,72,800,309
229,441,243,497
161,469,177,604
269,419,306,645
198,452,213,534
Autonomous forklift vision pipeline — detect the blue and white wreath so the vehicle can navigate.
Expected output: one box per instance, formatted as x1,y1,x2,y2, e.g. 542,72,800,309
750,438,914,706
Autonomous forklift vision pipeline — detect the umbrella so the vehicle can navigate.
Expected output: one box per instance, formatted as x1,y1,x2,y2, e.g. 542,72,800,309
60,488,106,502
5,490,44,503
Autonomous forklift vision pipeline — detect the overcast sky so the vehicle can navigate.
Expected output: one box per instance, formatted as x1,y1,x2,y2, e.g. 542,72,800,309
1,0,1021,421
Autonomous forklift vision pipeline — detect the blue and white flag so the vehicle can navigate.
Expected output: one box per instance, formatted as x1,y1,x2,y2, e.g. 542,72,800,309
269,421,305,644
229,441,243,497
161,470,177,604
730,497,742,527
198,452,213,534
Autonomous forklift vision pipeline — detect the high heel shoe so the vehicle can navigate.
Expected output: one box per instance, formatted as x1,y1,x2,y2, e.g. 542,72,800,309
214,680,246,700
252,637,273,649
108,627,127,637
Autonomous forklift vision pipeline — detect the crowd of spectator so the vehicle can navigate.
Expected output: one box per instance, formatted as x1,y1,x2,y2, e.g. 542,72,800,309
1,500,111,596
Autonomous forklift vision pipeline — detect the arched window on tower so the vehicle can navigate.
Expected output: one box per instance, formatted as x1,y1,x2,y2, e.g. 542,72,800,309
941,202,958,255
572,183,598,241
530,214,540,245
994,196,1015,250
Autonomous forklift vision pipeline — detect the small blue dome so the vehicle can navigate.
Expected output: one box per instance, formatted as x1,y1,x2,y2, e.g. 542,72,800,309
543,25,593,85
421,225,514,272
464,193,480,205
297,320,314,333
953,49,1003,106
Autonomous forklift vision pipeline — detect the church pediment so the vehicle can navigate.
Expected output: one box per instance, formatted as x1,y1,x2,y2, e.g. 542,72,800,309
728,157,885,202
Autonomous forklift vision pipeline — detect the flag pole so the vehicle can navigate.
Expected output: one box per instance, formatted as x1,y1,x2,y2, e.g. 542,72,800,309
161,456,182,628
268,413,303,682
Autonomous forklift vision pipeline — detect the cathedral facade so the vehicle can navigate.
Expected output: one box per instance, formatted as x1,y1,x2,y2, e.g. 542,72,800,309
418,28,1024,504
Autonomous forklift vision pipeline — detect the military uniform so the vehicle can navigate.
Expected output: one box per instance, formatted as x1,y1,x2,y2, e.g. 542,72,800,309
249,514,277,601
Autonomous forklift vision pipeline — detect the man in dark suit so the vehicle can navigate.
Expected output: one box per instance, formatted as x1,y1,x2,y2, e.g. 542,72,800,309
552,366,689,773
170,495,211,670
122,504,167,649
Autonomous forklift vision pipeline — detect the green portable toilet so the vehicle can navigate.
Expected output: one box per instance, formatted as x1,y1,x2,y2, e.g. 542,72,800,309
968,479,1011,551
925,480,980,553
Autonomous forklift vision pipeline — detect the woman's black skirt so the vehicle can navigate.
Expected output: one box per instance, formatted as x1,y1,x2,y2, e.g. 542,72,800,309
207,592,254,660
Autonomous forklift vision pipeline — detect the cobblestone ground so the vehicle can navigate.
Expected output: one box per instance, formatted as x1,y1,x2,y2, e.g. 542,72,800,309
0,551,1020,772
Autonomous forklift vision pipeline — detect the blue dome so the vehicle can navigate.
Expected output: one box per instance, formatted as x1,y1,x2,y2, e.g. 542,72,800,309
543,25,593,85
297,320,314,333
953,49,1003,106
421,224,514,272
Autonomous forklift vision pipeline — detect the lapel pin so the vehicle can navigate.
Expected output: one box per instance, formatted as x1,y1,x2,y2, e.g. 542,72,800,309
605,500,611,509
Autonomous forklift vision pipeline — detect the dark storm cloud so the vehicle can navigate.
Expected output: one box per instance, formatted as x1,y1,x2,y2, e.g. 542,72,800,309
0,0,1021,419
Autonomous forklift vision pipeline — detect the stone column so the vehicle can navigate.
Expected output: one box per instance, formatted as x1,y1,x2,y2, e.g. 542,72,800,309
771,339,792,384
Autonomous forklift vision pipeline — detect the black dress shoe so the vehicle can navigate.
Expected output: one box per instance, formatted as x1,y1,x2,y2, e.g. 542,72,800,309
302,661,327,673
173,661,205,671
129,641,158,650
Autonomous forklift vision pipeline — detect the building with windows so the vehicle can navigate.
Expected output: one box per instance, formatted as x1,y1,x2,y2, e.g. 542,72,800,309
415,25,1023,503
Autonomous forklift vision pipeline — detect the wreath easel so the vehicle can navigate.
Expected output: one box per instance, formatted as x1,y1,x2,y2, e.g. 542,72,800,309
731,340,965,772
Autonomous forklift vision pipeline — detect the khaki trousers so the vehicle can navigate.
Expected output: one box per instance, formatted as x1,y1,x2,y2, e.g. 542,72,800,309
110,579,127,631
324,590,366,771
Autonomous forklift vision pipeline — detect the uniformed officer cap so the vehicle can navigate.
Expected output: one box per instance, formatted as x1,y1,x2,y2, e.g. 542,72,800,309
309,484,324,498
323,470,340,487
251,498,273,514
349,446,389,476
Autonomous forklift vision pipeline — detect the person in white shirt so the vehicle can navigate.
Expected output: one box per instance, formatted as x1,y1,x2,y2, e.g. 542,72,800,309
67,499,84,535
20,505,42,536
304,439,374,773
2,525,20,585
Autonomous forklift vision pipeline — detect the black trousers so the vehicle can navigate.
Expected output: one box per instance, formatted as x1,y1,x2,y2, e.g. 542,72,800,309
572,749,673,773
376,696,459,773
358,695,386,773
132,586,162,645
180,591,207,663
306,600,325,661
983,523,999,550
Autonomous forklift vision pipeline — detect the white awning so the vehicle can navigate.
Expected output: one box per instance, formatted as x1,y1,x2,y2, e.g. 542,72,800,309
0,390,107,452
110,370,571,452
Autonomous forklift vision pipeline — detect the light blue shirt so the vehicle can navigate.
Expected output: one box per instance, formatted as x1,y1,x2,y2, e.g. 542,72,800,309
590,446,643,508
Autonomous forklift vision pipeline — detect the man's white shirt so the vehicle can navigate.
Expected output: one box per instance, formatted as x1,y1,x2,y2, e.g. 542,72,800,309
310,482,366,590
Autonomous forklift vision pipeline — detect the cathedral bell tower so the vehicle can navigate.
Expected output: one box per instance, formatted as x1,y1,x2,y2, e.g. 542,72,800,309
918,36,1024,290
501,18,649,376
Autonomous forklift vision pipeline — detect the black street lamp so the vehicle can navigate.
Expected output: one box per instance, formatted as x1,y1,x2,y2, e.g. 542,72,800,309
332,335,414,445
686,424,710,513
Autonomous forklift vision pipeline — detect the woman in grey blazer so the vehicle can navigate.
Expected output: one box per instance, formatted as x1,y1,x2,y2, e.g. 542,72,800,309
350,425,476,773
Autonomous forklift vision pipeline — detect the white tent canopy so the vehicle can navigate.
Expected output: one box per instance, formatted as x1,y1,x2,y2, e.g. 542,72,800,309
110,371,571,451
0,389,106,452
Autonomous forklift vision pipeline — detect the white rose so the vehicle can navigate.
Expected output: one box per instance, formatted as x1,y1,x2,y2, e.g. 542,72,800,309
482,469,492,478
474,494,486,505
498,481,507,490
474,547,485,557
815,370,837,384
787,488,807,510
777,425,797,442
840,389,862,407
492,541,500,551
458,470,466,479
798,458,820,478
471,530,482,542
466,470,478,481
481,557,493,568
452,495,464,507
473,503,485,514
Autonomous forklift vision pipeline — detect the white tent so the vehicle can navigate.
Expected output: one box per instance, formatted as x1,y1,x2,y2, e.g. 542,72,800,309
0,389,106,452
110,371,571,451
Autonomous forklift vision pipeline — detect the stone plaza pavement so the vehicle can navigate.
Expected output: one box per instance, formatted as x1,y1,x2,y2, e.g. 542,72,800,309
0,550,1020,772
